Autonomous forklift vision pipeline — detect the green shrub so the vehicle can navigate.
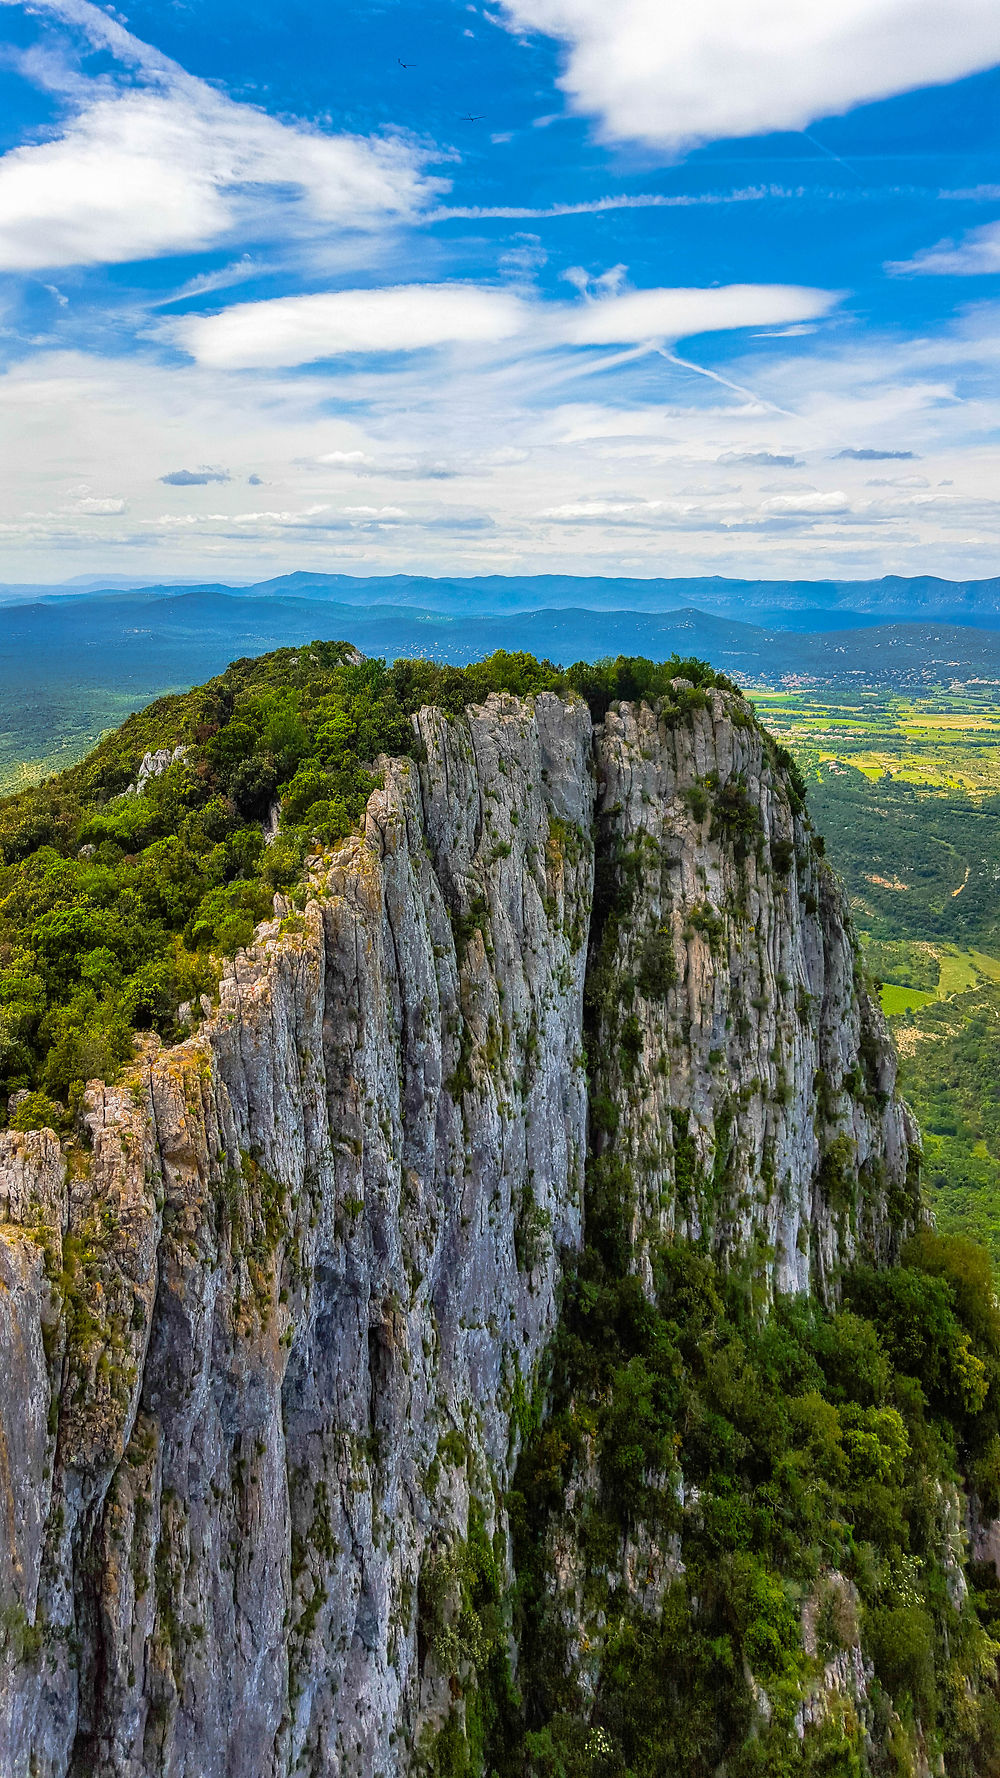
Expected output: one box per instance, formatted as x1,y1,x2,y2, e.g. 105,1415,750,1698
636,926,677,999
7,1089,66,1133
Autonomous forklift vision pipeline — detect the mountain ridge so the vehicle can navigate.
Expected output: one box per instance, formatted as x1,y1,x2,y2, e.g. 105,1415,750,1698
6,569,1000,627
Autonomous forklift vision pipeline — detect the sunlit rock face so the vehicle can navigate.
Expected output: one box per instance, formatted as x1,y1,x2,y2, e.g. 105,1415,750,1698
0,686,912,1777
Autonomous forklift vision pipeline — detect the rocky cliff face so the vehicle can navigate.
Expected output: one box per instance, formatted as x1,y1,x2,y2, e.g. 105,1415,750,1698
0,685,915,1777
589,693,916,1299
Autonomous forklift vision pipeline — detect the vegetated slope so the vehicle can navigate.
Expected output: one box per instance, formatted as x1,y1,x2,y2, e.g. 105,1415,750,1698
798,762,1000,1268
1,649,1000,1776
737,694,1000,1272
807,762,1000,952
891,987,1000,1260
0,644,729,1127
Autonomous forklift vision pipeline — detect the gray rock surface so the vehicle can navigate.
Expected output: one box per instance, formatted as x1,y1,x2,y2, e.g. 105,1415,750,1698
122,746,188,798
591,690,917,1298
0,686,916,1775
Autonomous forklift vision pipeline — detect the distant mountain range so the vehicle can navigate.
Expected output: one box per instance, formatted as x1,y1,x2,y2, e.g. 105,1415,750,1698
4,572,1000,787
6,569,1000,630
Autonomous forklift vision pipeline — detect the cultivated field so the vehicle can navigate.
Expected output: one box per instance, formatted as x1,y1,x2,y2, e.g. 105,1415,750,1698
749,686,1000,793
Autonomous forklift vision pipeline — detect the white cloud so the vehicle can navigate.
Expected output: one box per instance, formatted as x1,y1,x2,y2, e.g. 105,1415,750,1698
866,474,930,486
892,220,1000,275
0,3,439,269
177,285,527,369
430,187,800,220
761,490,850,514
73,495,126,514
567,285,835,344
4,303,1000,581
496,0,1000,149
177,281,836,368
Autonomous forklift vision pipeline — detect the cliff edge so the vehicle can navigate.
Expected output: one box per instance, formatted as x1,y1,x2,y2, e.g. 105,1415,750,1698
0,681,952,1778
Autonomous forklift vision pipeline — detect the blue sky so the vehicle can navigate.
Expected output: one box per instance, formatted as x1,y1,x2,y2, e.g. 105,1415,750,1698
1,0,1000,583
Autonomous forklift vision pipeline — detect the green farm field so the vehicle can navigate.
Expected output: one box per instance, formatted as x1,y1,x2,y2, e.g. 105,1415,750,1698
749,684,1000,793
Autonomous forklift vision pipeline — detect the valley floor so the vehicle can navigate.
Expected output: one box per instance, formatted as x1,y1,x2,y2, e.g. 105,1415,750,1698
751,683,1000,1263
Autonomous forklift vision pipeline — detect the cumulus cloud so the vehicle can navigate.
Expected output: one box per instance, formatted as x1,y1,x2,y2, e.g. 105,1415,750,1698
761,490,850,514
160,468,231,486
0,1,438,270
177,281,836,368
73,495,126,514
315,450,460,478
496,0,1000,149
539,489,860,528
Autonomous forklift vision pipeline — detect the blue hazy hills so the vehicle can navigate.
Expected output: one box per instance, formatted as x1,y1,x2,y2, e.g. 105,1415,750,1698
5,571,1000,783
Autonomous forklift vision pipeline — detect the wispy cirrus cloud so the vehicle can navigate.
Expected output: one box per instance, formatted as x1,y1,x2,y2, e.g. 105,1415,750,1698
429,188,802,221
891,219,1000,275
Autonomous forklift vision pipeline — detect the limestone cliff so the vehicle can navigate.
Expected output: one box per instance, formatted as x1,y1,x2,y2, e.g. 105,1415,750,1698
0,684,920,1776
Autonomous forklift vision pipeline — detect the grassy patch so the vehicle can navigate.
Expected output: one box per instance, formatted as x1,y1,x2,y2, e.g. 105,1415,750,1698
937,948,981,996
880,984,937,1017
970,949,1000,983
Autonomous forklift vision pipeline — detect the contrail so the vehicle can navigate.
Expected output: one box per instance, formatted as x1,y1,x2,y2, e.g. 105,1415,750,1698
801,129,866,186
655,346,799,420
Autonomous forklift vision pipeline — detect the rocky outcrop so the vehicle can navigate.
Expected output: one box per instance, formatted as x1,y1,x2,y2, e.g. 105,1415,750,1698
589,690,918,1299
0,684,916,1776
122,746,189,798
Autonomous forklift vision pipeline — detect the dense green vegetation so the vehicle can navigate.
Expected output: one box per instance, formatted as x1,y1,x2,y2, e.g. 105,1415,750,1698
488,1228,1000,1777
891,991,1000,1266
808,766,1000,953
744,695,1000,1279
0,642,738,1127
